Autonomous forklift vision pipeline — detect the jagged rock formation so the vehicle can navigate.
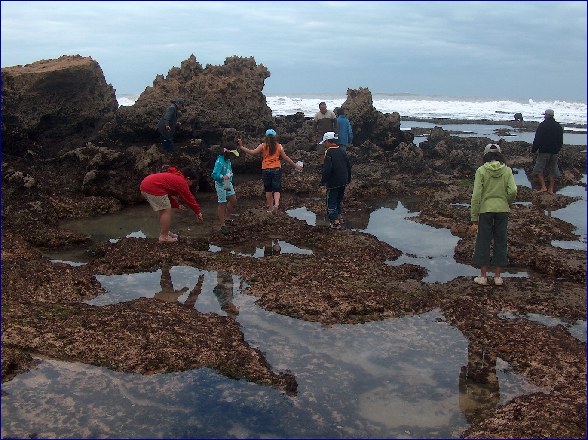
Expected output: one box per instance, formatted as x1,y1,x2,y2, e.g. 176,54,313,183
101,55,273,146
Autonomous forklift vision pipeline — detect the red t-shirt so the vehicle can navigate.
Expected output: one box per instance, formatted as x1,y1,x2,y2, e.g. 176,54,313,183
140,167,201,216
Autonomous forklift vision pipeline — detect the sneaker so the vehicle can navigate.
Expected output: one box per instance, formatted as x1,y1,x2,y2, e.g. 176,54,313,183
474,276,488,285
330,222,342,230
494,277,504,286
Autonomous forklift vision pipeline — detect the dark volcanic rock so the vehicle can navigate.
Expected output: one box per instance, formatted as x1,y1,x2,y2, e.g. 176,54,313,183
1,55,118,156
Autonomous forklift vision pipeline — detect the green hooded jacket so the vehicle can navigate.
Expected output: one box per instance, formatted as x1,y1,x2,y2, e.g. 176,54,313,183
470,161,517,222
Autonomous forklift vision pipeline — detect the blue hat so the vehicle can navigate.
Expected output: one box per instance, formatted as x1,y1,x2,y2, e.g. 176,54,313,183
265,129,277,136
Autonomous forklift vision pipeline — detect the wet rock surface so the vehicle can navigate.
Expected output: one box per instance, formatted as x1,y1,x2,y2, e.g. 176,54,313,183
1,55,586,438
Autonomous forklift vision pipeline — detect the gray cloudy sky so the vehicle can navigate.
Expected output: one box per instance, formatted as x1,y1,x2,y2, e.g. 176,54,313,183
2,1,586,101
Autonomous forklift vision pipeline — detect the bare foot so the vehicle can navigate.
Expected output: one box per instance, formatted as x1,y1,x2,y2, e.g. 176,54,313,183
168,232,178,239
159,236,178,243
548,190,555,194
537,188,548,193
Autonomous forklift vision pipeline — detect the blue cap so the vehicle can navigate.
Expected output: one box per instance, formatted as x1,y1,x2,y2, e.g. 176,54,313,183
265,129,277,136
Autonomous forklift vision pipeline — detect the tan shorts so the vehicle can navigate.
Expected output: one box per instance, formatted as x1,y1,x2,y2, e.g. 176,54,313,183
141,192,171,211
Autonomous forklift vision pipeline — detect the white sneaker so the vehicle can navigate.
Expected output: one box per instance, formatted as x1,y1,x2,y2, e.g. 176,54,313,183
494,277,504,286
474,276,488,285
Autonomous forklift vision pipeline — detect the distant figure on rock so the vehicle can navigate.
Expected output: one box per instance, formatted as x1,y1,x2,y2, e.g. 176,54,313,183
531,109,564,194
140,166,203,242
470,143,517,287
334,107,353,151
236,129,303,213
156,99,186,152
513,112,523,122
313,102,338,157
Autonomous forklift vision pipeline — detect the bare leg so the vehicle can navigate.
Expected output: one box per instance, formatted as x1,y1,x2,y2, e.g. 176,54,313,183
480,265,488,278
157,208,176,242
537,174,548,192
494,266,502,277
226,195,236,219
273,192,281,211
548,176,555,194
265,192,274,210
217,203,227,225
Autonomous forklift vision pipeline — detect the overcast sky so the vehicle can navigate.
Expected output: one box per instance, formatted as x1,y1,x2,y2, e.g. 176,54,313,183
2,1,586,102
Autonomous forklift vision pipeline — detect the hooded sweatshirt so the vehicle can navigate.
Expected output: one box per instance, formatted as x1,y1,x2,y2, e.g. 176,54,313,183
470,161,517,222
140,167,201,216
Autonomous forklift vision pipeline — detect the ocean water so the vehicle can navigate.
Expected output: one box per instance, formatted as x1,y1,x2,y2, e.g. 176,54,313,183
117,93,588,126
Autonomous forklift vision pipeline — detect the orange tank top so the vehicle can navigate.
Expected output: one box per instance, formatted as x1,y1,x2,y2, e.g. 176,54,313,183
261,142,282,169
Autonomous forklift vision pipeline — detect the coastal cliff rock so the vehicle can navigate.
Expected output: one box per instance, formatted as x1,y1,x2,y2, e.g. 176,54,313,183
102,55,273,146
1,55,118,157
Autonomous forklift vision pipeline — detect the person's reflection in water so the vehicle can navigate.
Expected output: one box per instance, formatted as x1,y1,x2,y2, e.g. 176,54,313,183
458,343,500,425
154,265,203,308
153,265,189,303
263,239,282,257
213,271,239,316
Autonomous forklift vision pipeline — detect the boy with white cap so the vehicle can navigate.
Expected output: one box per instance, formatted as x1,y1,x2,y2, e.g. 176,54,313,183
320,132,352,229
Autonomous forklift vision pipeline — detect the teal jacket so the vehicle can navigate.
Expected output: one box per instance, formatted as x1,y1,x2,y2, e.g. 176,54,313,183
470,161,517,222
211,155,233,183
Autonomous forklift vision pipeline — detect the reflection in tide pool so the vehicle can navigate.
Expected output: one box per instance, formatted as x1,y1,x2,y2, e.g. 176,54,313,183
3,284,548,438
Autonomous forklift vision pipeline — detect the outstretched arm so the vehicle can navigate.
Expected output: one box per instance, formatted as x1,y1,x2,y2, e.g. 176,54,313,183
236,138,263,155
280,148,303,171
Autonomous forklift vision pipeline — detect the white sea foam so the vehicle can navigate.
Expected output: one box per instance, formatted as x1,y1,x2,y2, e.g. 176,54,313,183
117,93,587,126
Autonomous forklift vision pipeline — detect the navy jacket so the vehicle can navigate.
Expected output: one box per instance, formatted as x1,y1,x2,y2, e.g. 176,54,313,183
157,104,179,136
532,118,564,154
321,146,352,189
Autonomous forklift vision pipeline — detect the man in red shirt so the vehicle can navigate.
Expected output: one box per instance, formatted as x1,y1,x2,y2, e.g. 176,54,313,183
140,167,203,242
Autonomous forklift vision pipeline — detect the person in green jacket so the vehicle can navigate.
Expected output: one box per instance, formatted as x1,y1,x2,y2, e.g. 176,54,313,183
470,143,518,286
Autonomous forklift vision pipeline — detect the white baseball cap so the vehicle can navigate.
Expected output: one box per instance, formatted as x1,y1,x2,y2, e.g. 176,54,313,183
319,132,338,144
483,143,501,154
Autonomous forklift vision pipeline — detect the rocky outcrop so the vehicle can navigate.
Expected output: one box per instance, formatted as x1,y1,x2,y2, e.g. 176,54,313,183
101,55,273,147
1,55,118,157
342,88,412,150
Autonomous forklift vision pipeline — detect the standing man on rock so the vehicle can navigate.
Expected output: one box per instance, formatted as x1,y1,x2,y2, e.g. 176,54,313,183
313,102,338,158
531,109,564,194
157,99,186,153
334,107,353,151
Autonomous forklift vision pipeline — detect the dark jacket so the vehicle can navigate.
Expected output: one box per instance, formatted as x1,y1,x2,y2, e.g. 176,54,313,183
532,117,564,154
157,103,179,137
321,146,352,189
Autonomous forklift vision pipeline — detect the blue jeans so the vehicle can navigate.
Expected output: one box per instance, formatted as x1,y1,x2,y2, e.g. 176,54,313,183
326,186,345,223
262,168,282,193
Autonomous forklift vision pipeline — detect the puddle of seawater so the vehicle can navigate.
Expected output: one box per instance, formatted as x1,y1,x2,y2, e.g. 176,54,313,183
3,269,547,438
550,179,587,250
513,168,532,188
499,311,587,343
402,121,587,146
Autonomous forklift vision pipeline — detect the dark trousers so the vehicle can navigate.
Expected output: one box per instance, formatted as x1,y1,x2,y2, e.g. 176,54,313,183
473,212,509,267
326,186,345,223
159,133,174,153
